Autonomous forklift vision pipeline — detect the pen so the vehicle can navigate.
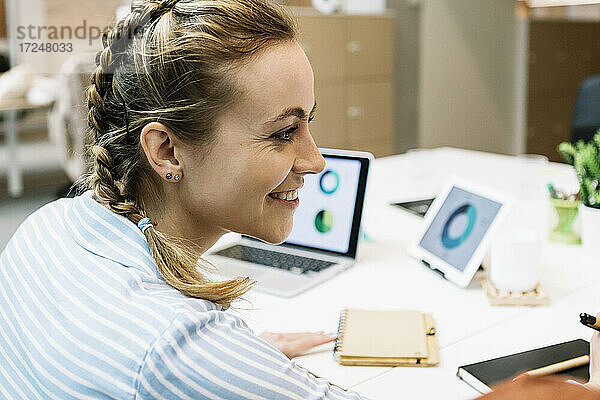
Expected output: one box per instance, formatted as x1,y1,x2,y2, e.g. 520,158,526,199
580,312,600,332
513,355,590,381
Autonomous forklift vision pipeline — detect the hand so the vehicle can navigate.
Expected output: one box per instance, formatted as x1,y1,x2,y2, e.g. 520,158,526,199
478,376,598,399
586,317,600,391
259,331,338,359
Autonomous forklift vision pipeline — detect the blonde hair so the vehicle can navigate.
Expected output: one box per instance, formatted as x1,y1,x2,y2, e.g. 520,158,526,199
80,0,297,306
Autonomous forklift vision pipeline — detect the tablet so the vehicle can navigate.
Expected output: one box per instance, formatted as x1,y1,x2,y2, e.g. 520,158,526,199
409,178,512,288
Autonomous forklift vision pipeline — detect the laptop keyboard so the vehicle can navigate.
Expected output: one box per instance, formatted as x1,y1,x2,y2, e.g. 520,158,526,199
214,245,336,274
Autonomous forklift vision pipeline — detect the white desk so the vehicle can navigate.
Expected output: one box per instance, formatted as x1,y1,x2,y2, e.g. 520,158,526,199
236,147,592,398
353,278,600,399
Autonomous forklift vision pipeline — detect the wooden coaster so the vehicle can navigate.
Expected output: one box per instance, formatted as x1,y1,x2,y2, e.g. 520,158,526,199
481,277,549,306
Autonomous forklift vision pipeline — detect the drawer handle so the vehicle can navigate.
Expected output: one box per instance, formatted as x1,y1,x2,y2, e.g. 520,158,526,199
347,106,363,119
346,41,362,55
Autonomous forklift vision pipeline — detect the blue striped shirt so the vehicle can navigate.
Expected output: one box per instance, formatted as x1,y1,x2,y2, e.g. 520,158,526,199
0,191,364,399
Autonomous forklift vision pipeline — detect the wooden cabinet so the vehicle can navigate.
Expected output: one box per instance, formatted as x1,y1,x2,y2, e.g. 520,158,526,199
347,81,394,148
292,8,396,157
347,18,394,79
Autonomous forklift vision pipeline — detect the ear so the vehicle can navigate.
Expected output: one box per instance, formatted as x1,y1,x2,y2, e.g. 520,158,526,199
139,122,183,182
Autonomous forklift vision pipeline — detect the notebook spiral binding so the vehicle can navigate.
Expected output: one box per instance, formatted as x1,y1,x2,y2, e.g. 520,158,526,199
333,309,347,361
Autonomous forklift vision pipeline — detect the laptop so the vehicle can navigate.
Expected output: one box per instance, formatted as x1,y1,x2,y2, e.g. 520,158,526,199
206,148,373,297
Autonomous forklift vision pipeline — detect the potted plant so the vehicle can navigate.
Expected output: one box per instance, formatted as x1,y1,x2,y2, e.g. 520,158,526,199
558,130,600,253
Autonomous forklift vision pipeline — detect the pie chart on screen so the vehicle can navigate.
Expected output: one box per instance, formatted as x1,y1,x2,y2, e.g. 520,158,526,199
314,209,333,233
441,204,477,249
319,170,340,195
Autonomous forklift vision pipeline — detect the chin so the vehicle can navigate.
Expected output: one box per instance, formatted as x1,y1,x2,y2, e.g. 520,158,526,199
259,231,290,245
265,237,286,245
250,225,293,245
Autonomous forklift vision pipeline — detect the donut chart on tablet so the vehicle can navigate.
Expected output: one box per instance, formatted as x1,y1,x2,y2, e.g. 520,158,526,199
441,204,477,249
415,183,506,283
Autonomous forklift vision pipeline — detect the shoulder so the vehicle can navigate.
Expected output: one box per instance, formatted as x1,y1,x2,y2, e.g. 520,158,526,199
22,196,73,227
2,196,73,251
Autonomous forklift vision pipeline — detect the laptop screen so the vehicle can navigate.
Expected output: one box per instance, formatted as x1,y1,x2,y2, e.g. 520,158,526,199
283,153,369,258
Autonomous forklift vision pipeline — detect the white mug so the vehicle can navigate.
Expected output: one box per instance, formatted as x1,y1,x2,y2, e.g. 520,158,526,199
489,228,541,293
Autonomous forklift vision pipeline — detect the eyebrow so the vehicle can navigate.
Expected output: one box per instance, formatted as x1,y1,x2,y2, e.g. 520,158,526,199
264,102,317,125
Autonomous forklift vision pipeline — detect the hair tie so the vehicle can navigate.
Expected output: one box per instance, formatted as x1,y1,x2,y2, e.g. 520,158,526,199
137,217,153,233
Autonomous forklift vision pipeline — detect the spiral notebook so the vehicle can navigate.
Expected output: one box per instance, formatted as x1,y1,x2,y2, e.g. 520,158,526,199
333,309,439,367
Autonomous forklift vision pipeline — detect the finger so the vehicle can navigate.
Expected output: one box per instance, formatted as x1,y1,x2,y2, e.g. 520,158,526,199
277,332,337,341
294,333,338,350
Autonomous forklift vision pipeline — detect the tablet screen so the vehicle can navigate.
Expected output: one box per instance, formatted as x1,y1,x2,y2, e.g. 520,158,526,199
418,186,502,272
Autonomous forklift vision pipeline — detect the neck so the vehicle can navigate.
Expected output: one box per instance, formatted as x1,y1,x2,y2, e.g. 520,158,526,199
142,190,226,256
156,211,225,255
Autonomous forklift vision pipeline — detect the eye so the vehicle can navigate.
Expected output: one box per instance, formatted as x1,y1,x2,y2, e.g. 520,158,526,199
271,125,299,142
270,115,315,143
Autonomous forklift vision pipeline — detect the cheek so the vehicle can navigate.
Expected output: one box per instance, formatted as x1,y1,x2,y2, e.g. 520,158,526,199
240,152,293,198
186,145,295,229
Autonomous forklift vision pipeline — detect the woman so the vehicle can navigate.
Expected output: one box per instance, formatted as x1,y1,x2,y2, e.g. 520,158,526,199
0,0,363,398
2,1,599,399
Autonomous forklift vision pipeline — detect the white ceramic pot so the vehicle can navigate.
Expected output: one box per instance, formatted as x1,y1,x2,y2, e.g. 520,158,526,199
580,204,600,255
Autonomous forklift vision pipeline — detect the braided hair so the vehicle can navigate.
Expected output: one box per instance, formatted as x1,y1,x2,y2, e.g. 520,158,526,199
79,0,296,306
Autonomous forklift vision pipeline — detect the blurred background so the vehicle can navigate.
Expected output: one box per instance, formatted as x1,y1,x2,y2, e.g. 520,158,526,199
1,0,600,249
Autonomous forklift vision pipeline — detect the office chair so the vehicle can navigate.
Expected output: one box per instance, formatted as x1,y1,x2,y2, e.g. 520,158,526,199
572,75,600,143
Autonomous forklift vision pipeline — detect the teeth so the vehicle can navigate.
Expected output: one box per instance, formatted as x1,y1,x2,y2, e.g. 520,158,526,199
270,189,298,201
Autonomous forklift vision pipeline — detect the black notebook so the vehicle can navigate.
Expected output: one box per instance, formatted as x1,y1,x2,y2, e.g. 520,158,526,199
457,339,590,394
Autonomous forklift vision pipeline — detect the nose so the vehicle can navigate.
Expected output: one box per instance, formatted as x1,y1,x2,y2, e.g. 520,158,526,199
292,130,326,175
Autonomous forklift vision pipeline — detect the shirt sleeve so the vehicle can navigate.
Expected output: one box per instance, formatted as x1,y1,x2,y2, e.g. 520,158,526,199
134,310,367,400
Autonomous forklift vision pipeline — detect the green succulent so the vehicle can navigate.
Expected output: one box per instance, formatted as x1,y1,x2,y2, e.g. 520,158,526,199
558,129,600,209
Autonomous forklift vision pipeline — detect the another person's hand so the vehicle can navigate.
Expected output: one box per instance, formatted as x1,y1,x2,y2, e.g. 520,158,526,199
478,376,600,399
259,332,338,359
586,316,600,391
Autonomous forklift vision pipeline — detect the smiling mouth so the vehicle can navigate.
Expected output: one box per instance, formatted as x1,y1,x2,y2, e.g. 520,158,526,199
268,189,299,201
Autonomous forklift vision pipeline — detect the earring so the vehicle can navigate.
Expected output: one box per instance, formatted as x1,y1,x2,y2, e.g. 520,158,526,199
166,173,173,180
